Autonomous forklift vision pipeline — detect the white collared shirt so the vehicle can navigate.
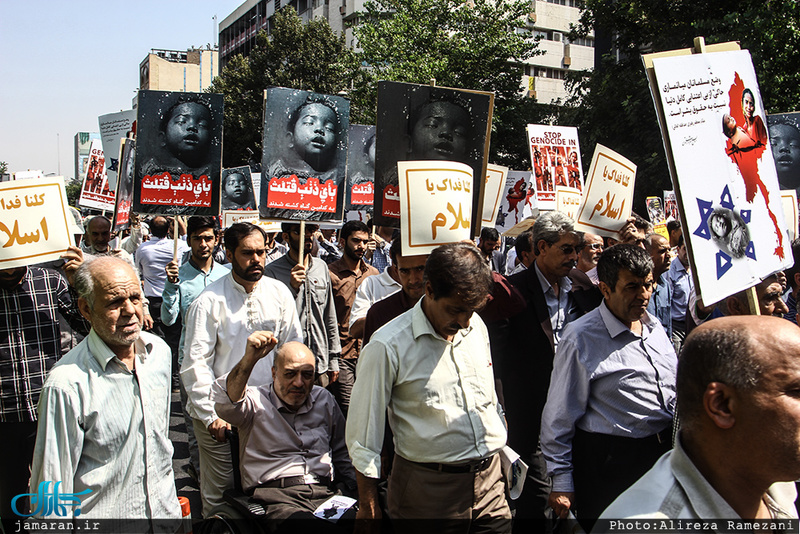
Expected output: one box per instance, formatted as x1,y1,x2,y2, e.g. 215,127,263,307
31,330,180,525
180,272,302,427
346,297,507,479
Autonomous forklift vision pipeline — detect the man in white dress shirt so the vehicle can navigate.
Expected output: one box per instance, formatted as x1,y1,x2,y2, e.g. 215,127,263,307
181,222,302,516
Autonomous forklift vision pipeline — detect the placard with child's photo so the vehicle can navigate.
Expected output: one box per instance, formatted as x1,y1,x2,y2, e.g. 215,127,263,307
346,124,376,211
221,166,256,211
373,81,494,231
133,89,223,216
113,138,135,231
260,87,349,221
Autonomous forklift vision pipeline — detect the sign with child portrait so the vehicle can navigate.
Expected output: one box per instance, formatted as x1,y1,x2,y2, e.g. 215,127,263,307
260,87,349,222
373,81,494,233
649,49,791,305
346,125,376,211
133,90,223,216
221,166,256,211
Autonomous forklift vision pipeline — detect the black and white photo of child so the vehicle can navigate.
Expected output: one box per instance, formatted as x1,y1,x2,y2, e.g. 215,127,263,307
221,166,256,210
260,88,349,221
373,81,493,228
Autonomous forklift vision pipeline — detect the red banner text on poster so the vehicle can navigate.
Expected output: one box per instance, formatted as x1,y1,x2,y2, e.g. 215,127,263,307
381,185,400,218
351,182,374,206
141,172,213,207
266,176,337,212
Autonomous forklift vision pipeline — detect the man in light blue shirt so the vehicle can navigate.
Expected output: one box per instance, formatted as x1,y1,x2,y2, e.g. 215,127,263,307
541,244,677,532
669,233,692,353
161,215,229,483
646,232,673,338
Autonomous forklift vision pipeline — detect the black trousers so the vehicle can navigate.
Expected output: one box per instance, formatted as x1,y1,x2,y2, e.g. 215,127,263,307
0,421,38,519
148,297,182,375
572,428,672,532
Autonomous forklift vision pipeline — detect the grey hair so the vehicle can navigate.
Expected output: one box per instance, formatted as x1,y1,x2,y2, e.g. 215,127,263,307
72,256,97,309
532,211,576,256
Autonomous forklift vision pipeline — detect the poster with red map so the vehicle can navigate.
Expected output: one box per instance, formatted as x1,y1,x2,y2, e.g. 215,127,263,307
651,49,791,305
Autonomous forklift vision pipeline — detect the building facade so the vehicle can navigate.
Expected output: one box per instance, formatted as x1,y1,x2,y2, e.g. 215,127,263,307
218,0,593,103
139,48,219,93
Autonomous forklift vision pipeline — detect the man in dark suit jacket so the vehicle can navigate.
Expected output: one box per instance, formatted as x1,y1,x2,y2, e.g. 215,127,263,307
493,211,583,532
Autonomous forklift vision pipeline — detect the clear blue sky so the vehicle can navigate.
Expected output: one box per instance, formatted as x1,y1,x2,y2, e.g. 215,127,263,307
0,0,244,178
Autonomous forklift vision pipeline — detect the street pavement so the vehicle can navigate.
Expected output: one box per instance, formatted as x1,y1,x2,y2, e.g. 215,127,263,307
168,388,203,527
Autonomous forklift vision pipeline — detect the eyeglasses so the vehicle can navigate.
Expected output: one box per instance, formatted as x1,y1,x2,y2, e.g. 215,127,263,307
555,245,577,255
585,243,603,251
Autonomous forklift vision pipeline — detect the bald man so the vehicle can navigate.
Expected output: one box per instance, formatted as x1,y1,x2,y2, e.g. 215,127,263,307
213,339,356,530
30,257,180,522
599,316,799,523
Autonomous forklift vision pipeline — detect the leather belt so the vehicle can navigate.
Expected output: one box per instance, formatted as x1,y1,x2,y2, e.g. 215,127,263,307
413,455,494,474
260,474,331,488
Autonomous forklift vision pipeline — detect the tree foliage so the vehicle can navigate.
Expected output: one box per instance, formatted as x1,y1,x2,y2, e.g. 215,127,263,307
564,0,800,213
0,161,7,176
350,0,552,169
65,177,82,207
209,7,358,168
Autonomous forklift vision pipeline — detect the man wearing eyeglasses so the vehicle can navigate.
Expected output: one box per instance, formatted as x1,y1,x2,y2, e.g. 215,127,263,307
496,211,584,531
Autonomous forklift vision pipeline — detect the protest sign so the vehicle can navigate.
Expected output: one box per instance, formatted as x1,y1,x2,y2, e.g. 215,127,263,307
78,139,115,212
221,210,282,231
664,190,679,221
98,110,136,190
766,112,800,192
495,170,536,233
346,125,375,211
260,88,349,222
113,138,135,231
646,196,666,224
527,124,583,210
373,81,494,235
133,90,223,216
481,164,508,228
574,144,636,238
0,177,73,269
781,190,798,242
555,186,582,221
398,160,473,255
648,48,791,305
221,166,256,211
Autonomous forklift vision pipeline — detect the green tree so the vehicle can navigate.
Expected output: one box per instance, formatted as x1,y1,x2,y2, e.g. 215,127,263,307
209,7,359,167
565,0,800,213
0,161,7,176
351,0,551,169
65,176,82,207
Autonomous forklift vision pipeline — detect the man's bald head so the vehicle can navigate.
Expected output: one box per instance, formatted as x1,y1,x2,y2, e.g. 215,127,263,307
272,341,316,411
677,316,799,428
86,216,112,252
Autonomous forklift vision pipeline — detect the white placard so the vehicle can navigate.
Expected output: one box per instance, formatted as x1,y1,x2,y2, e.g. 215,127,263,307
0,177,73,269
781,190,798,243
398,160,473,255
481,164,508,228
651,49,791,305
574,144,636,239
221,210,282,232
555,186,582,221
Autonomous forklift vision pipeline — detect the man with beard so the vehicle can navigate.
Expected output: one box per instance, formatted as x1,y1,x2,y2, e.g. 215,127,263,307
496,211,583,531
327,220,378,414
264,222,341,387
541,244,677,532
31,257,181,526
181,222,302,516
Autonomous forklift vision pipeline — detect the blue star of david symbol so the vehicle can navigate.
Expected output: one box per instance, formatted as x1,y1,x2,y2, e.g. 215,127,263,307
693,186,756,280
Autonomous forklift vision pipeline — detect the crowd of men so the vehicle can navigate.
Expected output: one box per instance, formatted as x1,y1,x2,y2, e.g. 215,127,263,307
2,209,800,534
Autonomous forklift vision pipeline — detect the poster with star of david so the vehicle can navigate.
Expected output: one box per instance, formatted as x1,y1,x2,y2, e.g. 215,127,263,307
650,49,792,305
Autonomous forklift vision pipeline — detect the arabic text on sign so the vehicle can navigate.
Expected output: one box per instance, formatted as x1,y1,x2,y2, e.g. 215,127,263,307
141,172,213,207
266,175,337,213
